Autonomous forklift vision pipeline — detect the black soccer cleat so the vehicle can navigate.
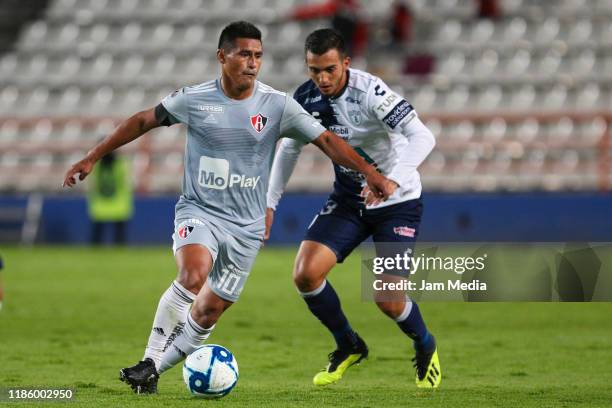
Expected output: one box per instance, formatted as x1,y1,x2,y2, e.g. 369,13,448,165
119,358,159,394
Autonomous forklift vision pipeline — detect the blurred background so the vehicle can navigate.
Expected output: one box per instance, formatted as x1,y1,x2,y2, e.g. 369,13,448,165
0,0,611,245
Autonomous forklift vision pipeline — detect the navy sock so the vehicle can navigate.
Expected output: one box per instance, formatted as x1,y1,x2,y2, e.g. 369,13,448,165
395,301,435,353
300,281,357,350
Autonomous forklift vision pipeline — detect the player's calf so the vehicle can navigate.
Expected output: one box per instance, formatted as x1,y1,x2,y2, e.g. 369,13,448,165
378,299,441,388
190,290,229,329
156,284,232,375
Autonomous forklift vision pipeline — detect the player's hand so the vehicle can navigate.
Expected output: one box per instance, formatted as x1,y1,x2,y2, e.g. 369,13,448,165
264,207,275,242
361,172,398,206
62,156,95,188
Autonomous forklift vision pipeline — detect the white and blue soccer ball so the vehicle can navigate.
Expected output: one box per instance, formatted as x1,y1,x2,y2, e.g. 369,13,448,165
183,344,239,398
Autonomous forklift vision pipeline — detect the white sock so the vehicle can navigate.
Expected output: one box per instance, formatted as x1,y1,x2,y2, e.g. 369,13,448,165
158,313,214,374
143,280,195,370
393,299,413,322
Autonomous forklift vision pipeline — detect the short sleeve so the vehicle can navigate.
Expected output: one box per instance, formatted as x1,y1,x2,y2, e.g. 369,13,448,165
280,95,326,143
368,77,417,130
161,87,189,125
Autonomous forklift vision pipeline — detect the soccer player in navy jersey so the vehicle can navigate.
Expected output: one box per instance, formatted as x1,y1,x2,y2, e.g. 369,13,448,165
266,28,441,388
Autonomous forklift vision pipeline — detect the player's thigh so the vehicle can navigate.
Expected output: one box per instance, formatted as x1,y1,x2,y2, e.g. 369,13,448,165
173,219,219,292
371,198,423,263
175,244,214,288
293,240,338,291
206,233,261,303
303,197,370,265
370,199,423,304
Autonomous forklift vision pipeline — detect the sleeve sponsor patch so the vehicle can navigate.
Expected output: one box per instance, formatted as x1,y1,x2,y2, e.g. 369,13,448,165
382,100,414,129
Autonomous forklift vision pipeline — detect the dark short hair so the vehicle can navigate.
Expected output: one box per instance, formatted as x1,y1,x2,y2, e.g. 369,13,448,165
218,21,262,50
304,28,346,56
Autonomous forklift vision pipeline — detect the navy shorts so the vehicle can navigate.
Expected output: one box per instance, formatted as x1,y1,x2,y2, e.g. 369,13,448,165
304,194,423,264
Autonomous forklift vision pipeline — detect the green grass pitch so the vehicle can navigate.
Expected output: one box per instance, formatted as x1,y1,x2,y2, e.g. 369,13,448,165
0,246,611,407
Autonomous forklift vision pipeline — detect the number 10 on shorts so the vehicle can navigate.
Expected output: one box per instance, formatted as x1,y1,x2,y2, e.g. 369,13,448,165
217,266,246,297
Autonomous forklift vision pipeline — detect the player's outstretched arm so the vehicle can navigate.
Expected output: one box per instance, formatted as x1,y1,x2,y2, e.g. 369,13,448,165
265,138,306,240
312,130,397,201
62,107,161,187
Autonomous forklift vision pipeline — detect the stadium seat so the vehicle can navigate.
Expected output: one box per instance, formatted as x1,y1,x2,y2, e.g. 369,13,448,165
0,120,20,143
505,49,531,77
503,17,527,43
534,17,560,45
477,86,502,110
470,20,494,45
483,118,507,142
60,120,84,142
548,117,574,145
580,117,607,144
542,84,568,110
18,20,48,47
567,19,592,45
439,51,465,76
444,85,470,111
436,20,462,43
0,85,19,112
574,82,601,109
121,22,143,43
514,118,540,143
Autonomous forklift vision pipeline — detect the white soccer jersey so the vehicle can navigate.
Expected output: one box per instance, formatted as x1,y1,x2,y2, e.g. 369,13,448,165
267,68,435,210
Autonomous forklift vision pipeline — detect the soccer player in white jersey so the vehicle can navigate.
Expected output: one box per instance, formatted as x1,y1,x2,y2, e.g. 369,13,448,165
266,29,441,388
63,21,397,394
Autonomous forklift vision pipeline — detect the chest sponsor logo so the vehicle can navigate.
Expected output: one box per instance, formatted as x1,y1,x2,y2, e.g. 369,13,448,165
250,113,268,133
329,125,351,139
198,156,260,190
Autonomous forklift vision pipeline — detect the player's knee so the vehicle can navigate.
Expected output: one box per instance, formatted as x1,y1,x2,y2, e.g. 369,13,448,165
293,261,323,292
376,301,405,319
177,263,210,293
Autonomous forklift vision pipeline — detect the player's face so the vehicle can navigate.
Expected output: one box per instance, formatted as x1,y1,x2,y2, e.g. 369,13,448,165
218,38,263,93
306,49,350,97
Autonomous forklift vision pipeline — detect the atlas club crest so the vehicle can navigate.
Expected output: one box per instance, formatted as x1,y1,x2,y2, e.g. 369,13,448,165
178,225,194,239
250,113,268,132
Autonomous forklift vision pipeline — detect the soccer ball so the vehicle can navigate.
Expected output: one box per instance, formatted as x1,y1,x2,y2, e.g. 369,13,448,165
183,344,239,398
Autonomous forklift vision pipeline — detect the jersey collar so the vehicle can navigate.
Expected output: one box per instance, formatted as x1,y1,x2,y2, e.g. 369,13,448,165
216,78,259,104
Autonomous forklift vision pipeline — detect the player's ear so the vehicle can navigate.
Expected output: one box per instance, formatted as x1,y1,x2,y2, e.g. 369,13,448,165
217,48,225,64
343,55,351,69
